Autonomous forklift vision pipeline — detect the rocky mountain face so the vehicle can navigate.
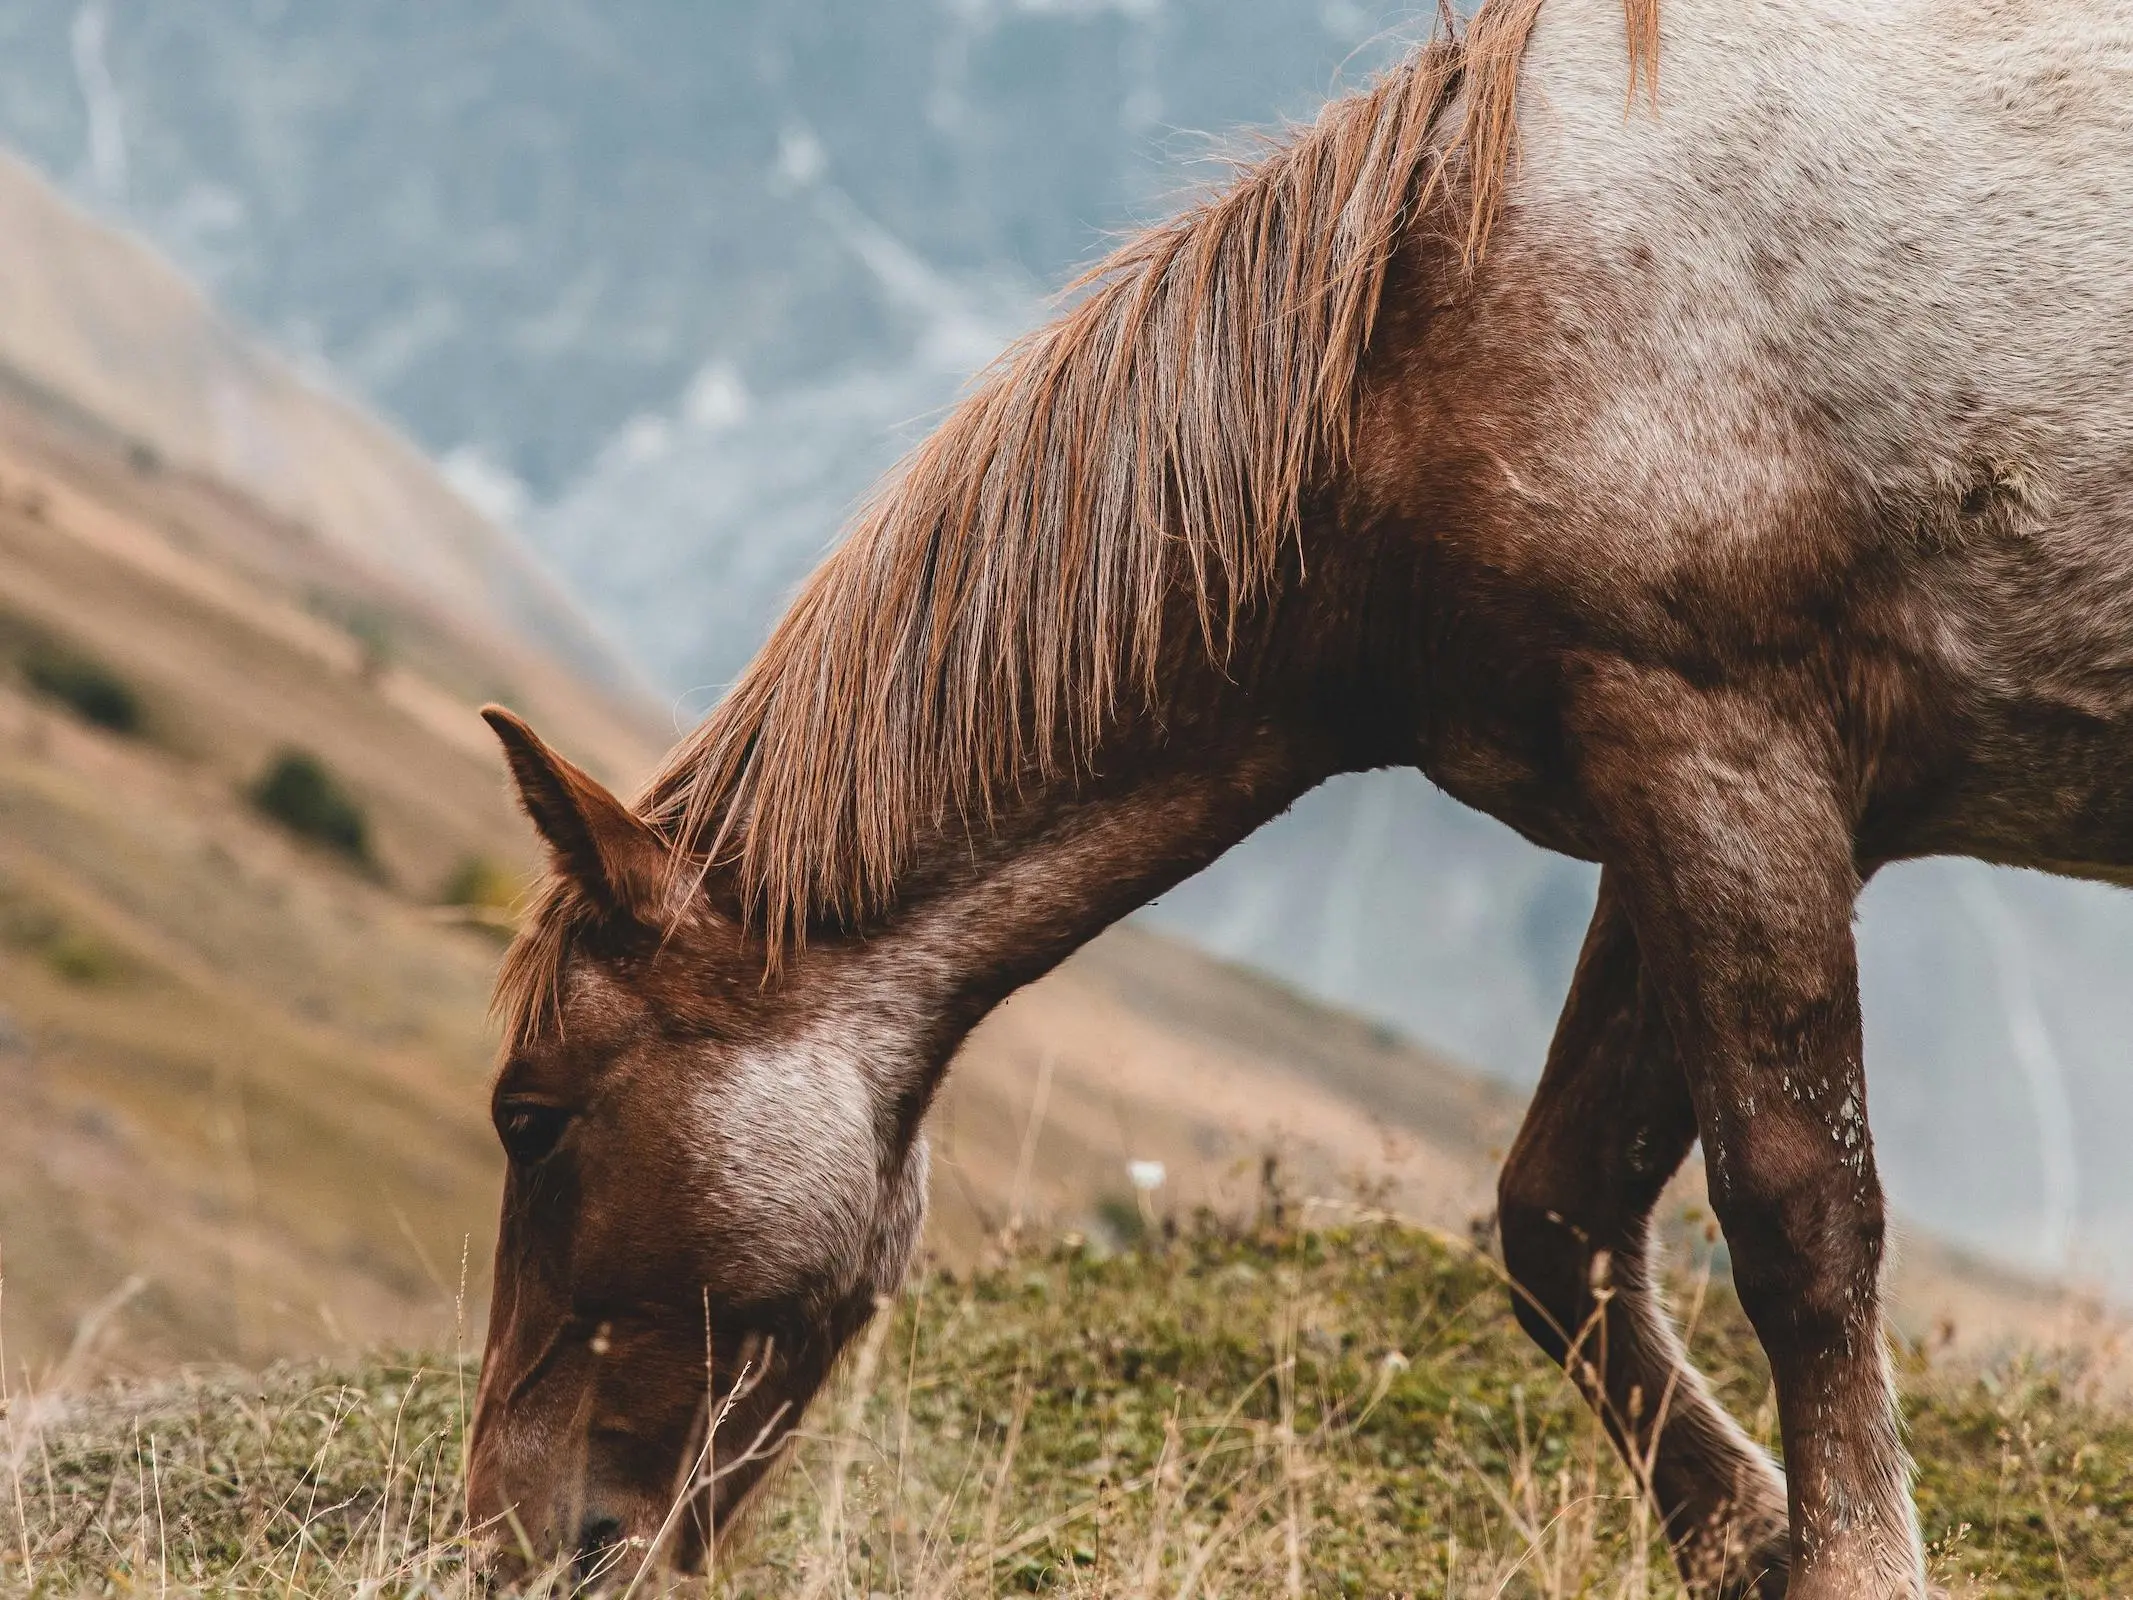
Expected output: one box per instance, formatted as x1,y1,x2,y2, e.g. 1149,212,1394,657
2,1,2130,1294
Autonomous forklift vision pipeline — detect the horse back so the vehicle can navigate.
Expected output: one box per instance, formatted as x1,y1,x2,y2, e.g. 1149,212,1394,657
1361,0,2133,872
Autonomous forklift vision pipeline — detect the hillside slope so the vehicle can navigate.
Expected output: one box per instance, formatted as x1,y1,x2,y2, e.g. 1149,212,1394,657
0,376,664,1371
0,150,633,694
0,307,1533,1372
0,365,1506,1370
0,383,1520,1368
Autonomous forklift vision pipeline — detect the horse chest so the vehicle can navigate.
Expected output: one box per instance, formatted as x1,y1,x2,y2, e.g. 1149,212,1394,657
1414,648,1597,859
1423,737,1598,859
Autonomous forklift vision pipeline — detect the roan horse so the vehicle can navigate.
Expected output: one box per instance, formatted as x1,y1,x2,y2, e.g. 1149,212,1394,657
464,0,2133,1591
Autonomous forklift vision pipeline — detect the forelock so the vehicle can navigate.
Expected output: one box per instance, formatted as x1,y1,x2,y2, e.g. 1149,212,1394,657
493,873,594,1055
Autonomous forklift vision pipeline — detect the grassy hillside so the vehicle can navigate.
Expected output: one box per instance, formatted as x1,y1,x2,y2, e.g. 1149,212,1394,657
5,1220,2130,1597
0,359,1508,1374
0,380,664,1371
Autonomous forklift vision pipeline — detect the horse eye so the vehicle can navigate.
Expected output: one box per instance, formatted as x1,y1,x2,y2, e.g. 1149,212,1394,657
497,1101,572,1166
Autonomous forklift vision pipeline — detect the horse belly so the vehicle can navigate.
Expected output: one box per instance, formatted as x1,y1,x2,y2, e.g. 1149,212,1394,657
1917,519,2133,879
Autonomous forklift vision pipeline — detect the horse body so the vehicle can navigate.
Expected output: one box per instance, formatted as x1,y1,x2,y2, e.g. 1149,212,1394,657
468,4,2133,1595
1412,0,2133,875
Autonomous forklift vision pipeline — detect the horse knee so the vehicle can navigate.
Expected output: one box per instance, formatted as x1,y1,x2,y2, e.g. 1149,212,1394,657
1709,1149,1885,1342
1497,1164,1598,1365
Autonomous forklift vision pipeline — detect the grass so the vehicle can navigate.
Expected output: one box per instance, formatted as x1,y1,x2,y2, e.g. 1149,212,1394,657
438,855,522,916
435,854,526,940
0,876,133,989
3,1219,2131,1597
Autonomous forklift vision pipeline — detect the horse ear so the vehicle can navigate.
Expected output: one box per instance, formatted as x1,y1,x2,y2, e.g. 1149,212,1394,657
481,705,668,924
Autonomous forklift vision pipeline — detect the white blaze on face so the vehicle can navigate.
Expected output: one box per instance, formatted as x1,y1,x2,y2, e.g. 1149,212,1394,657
691,1020,883,1302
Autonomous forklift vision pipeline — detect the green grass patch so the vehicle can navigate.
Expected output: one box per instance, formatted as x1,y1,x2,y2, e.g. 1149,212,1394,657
0,875,134,987
439,854,523,913
3,1223,2129,1595
0,609,147,736
303,590,396,682
435,853,525,942
248,749,372,866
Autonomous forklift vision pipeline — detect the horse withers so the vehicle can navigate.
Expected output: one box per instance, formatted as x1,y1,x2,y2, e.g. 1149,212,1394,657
466,0,2133,1593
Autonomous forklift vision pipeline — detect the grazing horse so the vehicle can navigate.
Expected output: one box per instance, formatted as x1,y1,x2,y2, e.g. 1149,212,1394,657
465,0,2133,1591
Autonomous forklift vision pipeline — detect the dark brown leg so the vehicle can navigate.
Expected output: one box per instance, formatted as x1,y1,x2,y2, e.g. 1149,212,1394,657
1500,871,1790,1599
1569,665,1925,1600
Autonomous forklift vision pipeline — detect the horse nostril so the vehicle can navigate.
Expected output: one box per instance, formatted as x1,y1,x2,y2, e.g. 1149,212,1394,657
572,1514,627,1586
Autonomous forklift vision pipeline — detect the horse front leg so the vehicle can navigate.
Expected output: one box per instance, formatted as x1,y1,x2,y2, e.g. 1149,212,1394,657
1499,870,1790,1598
1570,665,1925,1600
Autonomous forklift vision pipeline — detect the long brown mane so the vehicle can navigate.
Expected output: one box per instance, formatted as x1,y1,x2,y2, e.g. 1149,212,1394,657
497,0,1658,1035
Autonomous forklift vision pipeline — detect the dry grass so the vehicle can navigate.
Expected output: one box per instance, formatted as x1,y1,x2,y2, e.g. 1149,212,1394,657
4,1218,2131,1598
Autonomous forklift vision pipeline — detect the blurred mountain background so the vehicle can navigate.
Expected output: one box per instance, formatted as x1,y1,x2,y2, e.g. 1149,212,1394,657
0,0,2125,1309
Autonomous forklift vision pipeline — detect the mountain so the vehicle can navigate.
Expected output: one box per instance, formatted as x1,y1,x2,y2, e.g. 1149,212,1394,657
2,2,2130,1298
0,1,1420,499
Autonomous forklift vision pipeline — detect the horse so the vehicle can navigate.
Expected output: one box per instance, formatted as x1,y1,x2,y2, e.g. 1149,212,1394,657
463,0,2133,1591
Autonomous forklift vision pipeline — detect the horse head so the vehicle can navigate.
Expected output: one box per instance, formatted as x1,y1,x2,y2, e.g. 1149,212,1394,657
465,708,930,1579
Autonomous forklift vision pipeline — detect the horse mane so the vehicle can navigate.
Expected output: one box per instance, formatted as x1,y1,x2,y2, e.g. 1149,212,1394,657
496,0,1658,1041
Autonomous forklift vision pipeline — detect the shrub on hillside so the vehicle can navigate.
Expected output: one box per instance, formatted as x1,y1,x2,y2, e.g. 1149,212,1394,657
41,927,128,985
438,853,521,913
302,591,397,684
437,853,522,940
21,640,142,734
250,749,372,864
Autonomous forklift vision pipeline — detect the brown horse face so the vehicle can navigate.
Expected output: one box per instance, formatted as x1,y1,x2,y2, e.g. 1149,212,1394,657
467,711,929,1578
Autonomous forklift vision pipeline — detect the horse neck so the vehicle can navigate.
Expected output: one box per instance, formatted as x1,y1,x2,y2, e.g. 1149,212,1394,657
840,511,1416,1043
836,706,1326,1074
